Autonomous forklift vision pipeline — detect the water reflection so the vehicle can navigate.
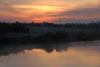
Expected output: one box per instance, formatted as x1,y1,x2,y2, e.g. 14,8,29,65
0,41,100,67
0,40,100,57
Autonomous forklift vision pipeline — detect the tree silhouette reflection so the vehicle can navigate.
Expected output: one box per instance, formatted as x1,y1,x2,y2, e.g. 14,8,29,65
0,41,99,57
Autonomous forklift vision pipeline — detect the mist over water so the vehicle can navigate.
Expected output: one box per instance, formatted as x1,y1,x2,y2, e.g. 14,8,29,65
0,41,100,67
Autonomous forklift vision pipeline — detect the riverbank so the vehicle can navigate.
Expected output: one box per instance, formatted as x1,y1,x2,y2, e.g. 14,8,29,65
1,22,100,44
0,31,100,44
29,27,100,35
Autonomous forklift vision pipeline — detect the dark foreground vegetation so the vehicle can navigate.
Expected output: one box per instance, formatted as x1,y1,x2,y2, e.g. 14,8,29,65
1,22,100,44
0,22,29,34
0,31,100,44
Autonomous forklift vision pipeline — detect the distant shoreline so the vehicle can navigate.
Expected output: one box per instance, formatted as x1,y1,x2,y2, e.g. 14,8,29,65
1,22,100,44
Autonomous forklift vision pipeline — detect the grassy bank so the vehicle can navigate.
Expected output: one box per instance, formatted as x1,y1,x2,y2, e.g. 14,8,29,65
0,31,100,44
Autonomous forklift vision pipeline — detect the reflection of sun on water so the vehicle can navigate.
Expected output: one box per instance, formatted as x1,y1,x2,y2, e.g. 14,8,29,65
25,49,57,52
25,49,45,52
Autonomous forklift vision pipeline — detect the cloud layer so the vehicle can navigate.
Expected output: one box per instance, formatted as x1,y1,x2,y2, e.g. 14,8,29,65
0,0,100,23
0,0,18,13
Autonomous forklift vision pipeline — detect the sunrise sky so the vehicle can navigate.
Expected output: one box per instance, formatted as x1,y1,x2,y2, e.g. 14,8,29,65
0,0,100,23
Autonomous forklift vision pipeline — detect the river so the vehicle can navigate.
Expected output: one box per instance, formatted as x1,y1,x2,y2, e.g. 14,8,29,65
0,41,100,67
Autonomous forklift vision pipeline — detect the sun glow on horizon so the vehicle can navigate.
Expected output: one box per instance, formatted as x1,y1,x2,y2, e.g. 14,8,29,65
0,0,100,23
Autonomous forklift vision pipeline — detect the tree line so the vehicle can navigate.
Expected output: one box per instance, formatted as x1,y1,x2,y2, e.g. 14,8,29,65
0,22,29,34
26,21,100,28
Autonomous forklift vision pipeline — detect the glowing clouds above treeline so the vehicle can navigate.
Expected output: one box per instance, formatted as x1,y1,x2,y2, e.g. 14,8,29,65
0,0,100,23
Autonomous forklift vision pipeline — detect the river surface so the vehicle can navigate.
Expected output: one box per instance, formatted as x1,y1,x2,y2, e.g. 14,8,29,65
0,41,100,67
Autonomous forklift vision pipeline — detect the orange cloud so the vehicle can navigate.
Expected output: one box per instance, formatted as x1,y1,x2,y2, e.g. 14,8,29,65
0,0,100,23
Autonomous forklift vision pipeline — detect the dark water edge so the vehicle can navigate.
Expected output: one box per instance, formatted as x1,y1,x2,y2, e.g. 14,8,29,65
0,40,99,57
0,31,100,44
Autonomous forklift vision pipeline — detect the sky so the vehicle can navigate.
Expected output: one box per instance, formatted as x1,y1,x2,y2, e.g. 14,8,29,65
0,0,100,23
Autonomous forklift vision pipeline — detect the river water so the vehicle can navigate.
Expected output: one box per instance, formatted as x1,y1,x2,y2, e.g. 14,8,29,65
0,41,100,67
